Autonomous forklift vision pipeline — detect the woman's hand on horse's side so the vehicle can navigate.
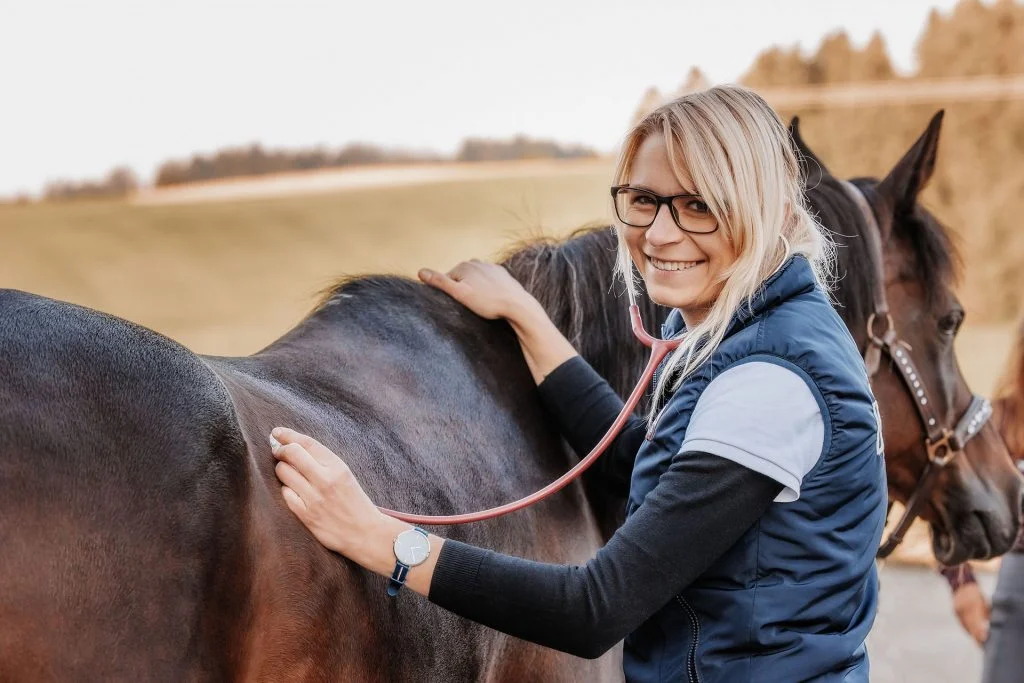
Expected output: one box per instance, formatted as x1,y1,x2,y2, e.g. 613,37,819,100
270,427,383,556
270,427,442,595
418,260,539,322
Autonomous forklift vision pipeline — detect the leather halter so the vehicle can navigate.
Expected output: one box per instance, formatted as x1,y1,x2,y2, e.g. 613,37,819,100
838,180,993,559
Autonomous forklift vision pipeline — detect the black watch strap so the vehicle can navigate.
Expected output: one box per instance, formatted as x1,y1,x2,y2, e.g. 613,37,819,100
387,561,412,597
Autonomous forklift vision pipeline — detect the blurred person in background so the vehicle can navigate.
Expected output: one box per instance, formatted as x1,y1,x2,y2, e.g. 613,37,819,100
268,85,887,683
942,315,1024,683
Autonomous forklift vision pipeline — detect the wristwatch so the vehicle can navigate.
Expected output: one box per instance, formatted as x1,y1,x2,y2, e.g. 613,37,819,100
387,527,431,597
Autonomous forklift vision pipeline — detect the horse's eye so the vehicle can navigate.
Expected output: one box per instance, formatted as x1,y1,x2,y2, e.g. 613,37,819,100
938,310,964,336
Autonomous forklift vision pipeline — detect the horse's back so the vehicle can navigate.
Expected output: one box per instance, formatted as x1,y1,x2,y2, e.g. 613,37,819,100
0,289,253,681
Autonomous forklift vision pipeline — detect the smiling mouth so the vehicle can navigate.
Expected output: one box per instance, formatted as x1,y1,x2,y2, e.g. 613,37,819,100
648,256,705,272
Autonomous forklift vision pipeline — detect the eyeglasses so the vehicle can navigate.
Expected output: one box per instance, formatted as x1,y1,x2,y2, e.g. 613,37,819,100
610,185,719,234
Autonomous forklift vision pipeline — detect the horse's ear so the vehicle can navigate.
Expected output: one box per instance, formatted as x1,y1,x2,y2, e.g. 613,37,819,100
788,116,831,187
877,111,944,215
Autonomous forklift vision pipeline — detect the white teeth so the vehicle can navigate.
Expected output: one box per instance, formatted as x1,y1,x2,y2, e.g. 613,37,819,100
649,257,703,272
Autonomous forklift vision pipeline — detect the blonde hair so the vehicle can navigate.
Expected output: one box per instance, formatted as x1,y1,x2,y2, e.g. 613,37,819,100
612,85,836,418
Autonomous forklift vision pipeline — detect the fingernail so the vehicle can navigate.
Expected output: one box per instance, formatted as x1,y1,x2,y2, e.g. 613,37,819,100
269,434,281,453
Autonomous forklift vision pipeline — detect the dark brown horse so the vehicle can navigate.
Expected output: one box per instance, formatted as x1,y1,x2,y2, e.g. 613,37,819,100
0,114,1019,681
0,232,647,682
791,112,1021,564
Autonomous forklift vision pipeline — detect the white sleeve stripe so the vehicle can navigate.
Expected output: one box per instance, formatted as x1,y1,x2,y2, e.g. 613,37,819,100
679,438,802,503
678,360,825,503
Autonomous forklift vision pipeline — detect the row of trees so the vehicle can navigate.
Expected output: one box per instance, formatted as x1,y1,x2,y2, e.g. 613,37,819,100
636,0,1024,322
153,143,443,187
42,167,139,202
37,135,596,201
455,135,596,163
152,136,595,188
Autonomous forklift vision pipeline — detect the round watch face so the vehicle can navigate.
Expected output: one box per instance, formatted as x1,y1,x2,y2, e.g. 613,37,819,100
394,529,430,567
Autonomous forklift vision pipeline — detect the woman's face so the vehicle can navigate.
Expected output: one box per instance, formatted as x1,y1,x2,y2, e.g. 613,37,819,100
621,133,738,325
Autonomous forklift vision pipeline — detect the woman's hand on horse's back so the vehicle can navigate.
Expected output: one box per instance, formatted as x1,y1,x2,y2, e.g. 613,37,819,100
420,259,578,383
418,260,538,322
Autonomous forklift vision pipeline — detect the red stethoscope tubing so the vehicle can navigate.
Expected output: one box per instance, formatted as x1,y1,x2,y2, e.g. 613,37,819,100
379,305,682,525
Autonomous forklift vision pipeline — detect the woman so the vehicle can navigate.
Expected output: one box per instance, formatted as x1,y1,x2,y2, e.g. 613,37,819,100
944,316,1024,683
270,86,888,682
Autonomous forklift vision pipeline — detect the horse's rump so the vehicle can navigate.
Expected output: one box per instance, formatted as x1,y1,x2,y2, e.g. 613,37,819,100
0,289,253,681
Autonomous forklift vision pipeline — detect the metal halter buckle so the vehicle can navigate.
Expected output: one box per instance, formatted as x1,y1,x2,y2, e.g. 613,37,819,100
865,312,895,349
926,430,958,467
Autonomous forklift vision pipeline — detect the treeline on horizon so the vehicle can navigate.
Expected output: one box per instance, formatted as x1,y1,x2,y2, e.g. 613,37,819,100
637,0,1024,322
35,135,598,202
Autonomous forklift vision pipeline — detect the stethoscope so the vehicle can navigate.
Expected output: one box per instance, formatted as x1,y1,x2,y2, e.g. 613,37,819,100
381,235,792,524
380,303,683,525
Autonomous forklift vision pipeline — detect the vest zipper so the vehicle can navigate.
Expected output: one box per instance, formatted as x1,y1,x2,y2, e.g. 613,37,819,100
675,595,702,683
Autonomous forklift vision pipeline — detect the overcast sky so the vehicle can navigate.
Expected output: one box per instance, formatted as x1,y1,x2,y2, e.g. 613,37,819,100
0,0,966,195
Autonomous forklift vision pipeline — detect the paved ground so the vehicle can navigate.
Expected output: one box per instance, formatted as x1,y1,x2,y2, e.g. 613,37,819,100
869,564,997,683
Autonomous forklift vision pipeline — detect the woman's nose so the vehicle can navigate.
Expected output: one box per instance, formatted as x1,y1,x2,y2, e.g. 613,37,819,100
645,204,683,246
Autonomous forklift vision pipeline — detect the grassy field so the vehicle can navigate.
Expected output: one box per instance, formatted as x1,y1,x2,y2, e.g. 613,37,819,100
1,160,1015,567
2,159,1012,390
1,160,614,356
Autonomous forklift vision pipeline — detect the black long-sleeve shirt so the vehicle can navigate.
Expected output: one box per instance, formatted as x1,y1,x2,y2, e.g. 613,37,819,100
427,356,783,659
535,355,649,498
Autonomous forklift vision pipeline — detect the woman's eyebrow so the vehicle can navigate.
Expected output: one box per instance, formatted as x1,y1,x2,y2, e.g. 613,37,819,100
630,183,702,197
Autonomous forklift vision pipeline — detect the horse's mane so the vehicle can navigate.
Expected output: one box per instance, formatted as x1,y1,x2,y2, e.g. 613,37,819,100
803,174,961,332
859,181,962,302
313,225,666,406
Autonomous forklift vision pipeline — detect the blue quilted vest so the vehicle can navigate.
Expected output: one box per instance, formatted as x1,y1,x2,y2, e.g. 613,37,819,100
623,255,887,683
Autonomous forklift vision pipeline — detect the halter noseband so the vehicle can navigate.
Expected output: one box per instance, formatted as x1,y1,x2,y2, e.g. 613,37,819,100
838,180,992,559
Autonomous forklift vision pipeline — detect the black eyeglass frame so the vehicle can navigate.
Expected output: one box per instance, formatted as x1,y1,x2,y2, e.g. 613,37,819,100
609,185,719,234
